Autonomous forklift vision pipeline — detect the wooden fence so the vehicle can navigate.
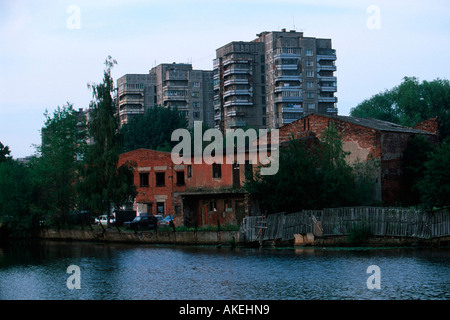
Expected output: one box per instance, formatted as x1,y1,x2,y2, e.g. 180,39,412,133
240,207,450,243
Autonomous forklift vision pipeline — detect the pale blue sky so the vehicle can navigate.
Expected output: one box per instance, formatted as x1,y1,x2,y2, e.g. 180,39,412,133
1,0,449,158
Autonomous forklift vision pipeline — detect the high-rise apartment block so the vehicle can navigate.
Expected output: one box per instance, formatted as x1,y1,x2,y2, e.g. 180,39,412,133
213,29,337,130
117,63,214,128
117,29,337,131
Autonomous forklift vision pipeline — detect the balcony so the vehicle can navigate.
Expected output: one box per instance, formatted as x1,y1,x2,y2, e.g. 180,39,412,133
317,63,337,71
214,113,222,121
223,58,249,66
317,54,336,61
276,64,298,71
282,106,303,113
274,53,301,60
226,110,245,117
274,96,303,103
319,96,338,103
318,75,337,82
118,97,144,106
163,95,187,102
275,74,302,82
228,121,247,128
224,99,253,107
327,108,338,114
213,101,221,110
320,85,337,92
223,89,252,98
274,85,302,93
224,78,249,86
213,58,221,68
223,68,250,77
282,118,297,124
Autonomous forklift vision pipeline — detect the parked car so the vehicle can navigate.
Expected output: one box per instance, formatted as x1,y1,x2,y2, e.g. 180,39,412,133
124,215,158,230
94,215,116,226
157,215,174,226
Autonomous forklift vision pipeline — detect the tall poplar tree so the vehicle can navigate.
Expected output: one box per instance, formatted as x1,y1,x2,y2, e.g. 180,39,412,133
35,103,86,227
78,56,136,225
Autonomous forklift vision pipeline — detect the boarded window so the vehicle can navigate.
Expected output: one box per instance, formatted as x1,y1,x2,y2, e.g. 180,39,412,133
139,173,149,187
155,172,165,187
176,171,185,186
212,163,222,179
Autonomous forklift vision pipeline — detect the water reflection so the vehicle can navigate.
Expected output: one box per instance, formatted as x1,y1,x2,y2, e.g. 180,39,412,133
0,241,449,300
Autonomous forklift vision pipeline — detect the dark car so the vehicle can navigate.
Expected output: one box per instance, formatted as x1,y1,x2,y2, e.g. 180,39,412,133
124,215,158,230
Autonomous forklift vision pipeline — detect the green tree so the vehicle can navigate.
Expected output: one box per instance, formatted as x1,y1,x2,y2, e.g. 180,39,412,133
121,105,188,152
319,123,359,207
400,135,435,206
350,77,450,141
0,142,12,163
244,124,373,214
244,135,322,214
33,103,86,227
0,155,38,237
78,56,137,224
417,140,450,210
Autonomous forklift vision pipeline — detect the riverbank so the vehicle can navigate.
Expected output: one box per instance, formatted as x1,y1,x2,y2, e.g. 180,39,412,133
38,228,239,247
35,228,450,248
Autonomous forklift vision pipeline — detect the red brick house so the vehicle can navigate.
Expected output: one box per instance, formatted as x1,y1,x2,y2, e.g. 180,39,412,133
118,149,250,227
276,114,439,206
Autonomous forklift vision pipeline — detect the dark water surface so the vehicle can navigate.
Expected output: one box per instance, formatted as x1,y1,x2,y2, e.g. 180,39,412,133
0,240,449,300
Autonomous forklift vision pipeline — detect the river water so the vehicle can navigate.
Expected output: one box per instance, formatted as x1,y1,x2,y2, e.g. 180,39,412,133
0,240,449,300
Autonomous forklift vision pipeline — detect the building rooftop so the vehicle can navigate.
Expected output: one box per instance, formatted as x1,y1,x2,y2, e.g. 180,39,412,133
326,114,434,134
294,113,435,135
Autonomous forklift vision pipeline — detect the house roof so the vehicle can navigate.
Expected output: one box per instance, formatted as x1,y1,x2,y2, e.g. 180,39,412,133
301,114,435,135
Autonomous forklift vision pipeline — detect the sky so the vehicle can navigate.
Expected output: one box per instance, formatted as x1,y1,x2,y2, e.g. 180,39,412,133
1,0,449,158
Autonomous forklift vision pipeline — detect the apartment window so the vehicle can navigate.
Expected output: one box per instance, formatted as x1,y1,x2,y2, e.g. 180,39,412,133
306,60,314,67
192,92,200,98
139,173,149,187
176,171,185,186
306,49,313,56
193,81,200,87
187,165,192,178
193,112,200,119
307,92,314,99
307,82,314,88
212,163,222,179
155,172,165,187
306,71,314,77
308,103,315,110
193,102,200,108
